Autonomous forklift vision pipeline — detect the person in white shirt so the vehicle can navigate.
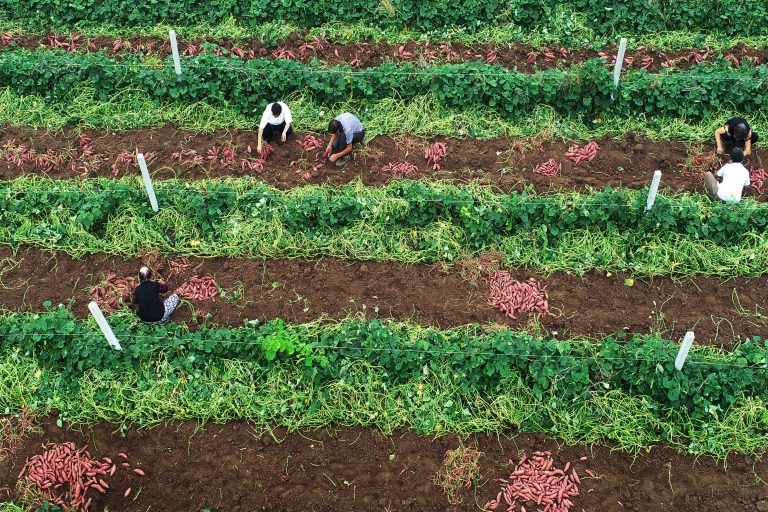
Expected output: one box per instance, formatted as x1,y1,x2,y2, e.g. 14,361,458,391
257,101,293,153
704,147,751,203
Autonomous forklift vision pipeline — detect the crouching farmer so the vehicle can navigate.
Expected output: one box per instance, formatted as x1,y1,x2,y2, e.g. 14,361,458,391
715,117,759,156
257,101,293,154
327,112,365,166
704,148,751,203
132,266,179,324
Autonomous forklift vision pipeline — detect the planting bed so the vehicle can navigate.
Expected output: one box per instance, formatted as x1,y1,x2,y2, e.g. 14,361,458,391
1,420,767,511
1,248,765,347
3,32,767,72
1,127,765,196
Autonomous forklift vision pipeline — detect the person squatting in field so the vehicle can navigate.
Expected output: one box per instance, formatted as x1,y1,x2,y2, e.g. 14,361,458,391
715,116,759,156
704,147,751,203
257,101,293,154
326,112,365,166
132,266,180,324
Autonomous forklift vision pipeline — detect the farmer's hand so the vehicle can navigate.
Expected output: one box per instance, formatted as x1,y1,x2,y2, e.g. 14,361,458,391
716,147,723,155
257,142,262,154
281,132,287,142
329,153,339,163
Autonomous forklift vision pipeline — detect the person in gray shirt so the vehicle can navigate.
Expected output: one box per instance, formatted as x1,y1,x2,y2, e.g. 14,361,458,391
326,112,365,166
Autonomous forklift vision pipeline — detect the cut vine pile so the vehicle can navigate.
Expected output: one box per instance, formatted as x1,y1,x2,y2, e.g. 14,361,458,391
1,2,767,511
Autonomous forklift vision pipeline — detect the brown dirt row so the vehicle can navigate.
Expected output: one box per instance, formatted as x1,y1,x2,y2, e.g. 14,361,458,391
1,247,765,349
1,127,765,198
3,31,767,72
1,420,766,511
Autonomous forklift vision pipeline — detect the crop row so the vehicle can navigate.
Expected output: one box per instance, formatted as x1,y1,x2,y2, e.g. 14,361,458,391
4,247,768,347
6,129,758,197
2,0,766,36
3,307,767,434
2,177,767,252
4,349,767,459
4,32,768,73
4,21,768,55
2,84,762,142
1,51,767,122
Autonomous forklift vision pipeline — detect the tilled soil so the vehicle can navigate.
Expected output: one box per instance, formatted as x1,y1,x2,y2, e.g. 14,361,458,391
1,127,765,198
1,420,766,512
3,32,767,72
1,248,765,348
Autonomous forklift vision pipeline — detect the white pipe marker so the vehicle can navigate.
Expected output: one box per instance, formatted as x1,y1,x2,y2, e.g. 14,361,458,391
137,153,159,212
645,170,662,211
613,38,628,90
674,331,695,371
169,30,182,77
611,37,628,102
88,301,122,351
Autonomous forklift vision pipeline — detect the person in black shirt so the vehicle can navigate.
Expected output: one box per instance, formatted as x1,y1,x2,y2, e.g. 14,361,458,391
132,266,179,324
715,117,759,156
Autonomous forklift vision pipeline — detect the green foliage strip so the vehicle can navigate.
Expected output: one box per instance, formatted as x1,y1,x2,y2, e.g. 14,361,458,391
3,308,767,423
1,50,767,123
1,0,766,36
2,309,768,458
4,86,763,142
3,178,768,277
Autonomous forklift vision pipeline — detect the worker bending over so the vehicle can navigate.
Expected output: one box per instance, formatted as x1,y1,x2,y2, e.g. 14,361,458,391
715,117,759,156
132,266,180,324
704,148,750,203
327,112,365,166
257,101,293,154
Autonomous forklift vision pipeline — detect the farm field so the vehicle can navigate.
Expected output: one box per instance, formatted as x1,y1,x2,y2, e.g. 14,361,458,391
0,2,768,511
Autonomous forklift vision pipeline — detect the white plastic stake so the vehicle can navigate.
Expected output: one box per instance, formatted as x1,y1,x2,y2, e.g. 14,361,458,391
645,170,662,211
611,37,628,102
169,30,182,77
88,301,122,351
137,153,159,212
674,331,695,371
613,38,628,90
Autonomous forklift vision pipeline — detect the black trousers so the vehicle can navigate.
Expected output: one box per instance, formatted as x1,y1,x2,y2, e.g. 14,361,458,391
722,131,759,149
332,129,365,153
263,122,293,143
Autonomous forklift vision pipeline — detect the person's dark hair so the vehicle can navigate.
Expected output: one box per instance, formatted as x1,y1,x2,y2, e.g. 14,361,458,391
733,123,749,140
328,119,341,133
139,266,151,282
271,102,282,116
731,147,744,163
